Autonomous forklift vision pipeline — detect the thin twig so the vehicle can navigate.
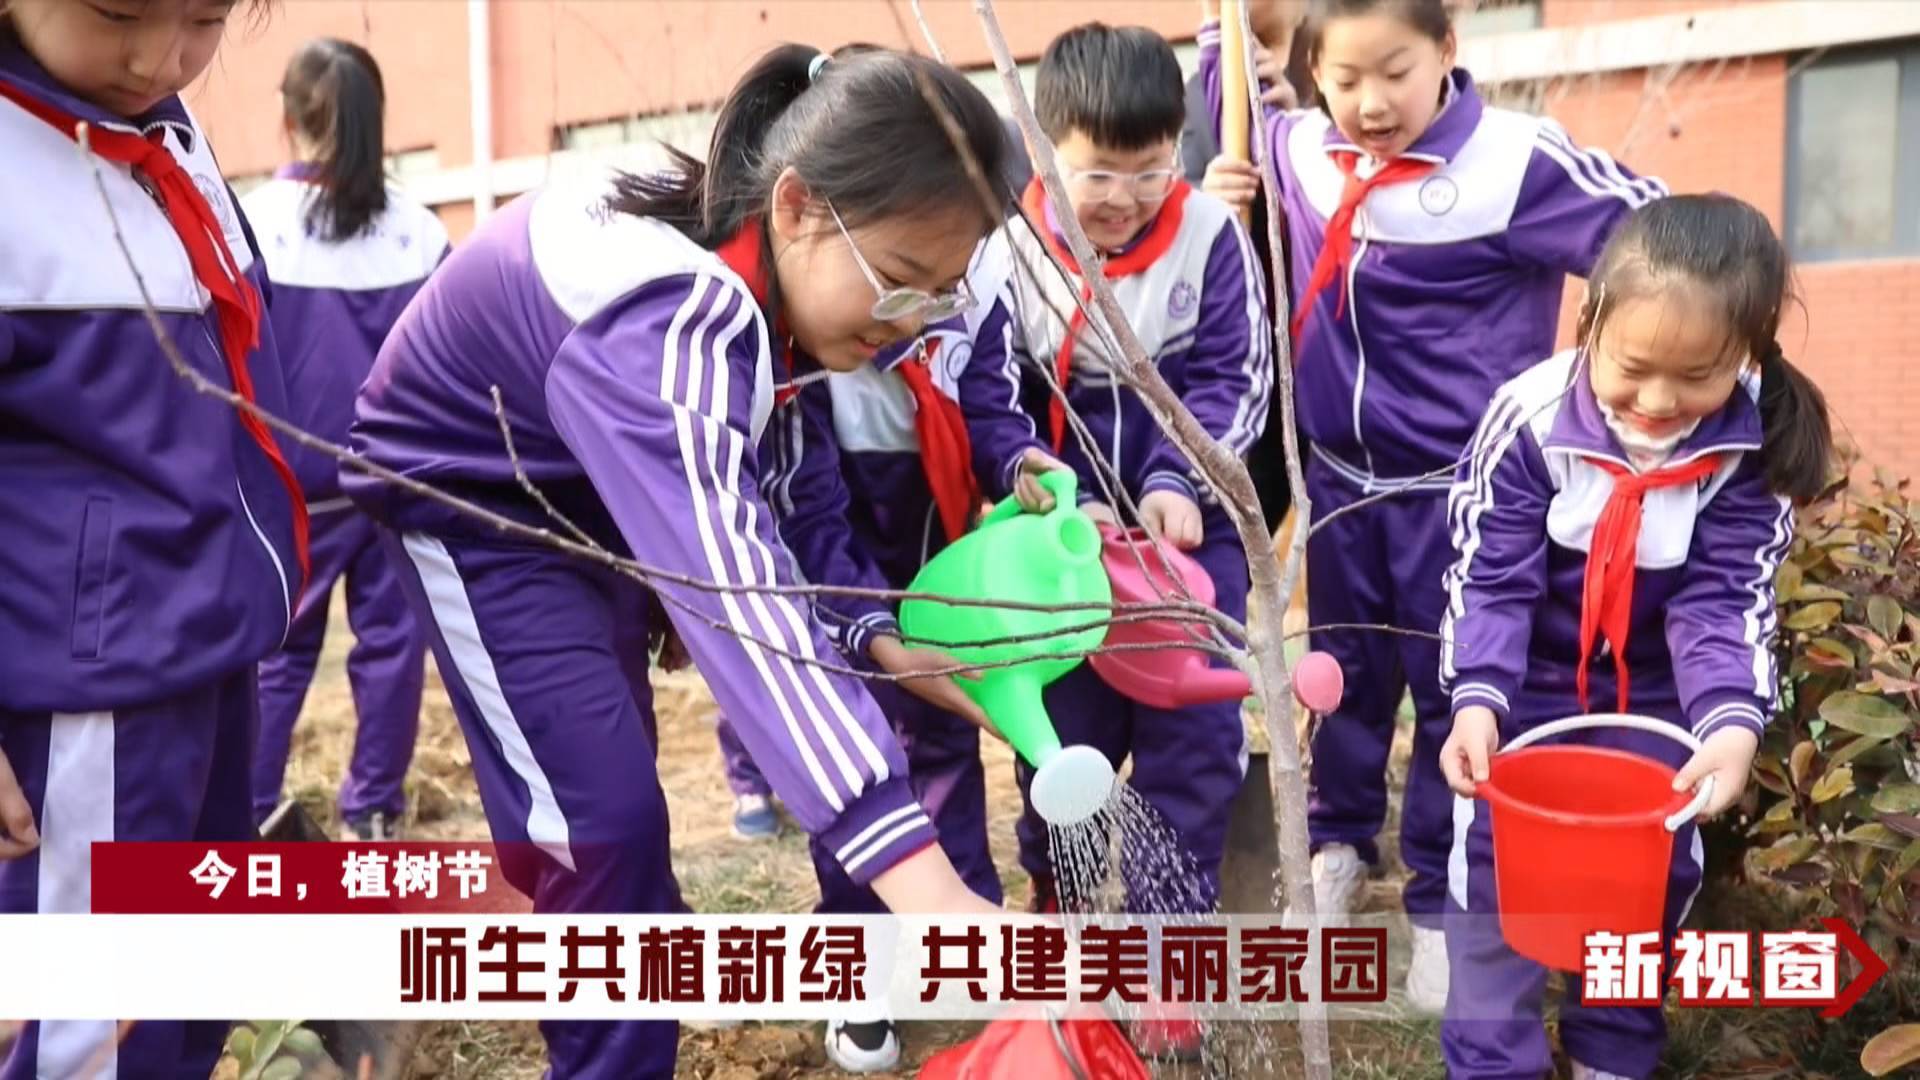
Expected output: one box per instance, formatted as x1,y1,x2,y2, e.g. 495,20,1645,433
1281,621,1452,646
1301,387,1570,539
491,384,602,552
904,0,949,64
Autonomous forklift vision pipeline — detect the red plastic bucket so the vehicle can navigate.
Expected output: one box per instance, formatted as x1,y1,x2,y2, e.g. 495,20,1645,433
1477,714,1712,972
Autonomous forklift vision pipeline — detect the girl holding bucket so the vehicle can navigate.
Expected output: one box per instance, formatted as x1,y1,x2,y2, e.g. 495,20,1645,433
347,44,1020,1078
1437,194,1831,1080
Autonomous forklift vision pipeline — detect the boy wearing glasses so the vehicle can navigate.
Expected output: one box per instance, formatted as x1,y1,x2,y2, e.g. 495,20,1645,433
997,15,1271,987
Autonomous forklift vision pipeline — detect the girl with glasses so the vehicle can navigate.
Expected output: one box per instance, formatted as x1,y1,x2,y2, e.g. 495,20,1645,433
346,43,1020,1079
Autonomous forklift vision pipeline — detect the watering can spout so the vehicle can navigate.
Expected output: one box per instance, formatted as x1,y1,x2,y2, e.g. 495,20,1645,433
1180,664,1254,707
974,669,1063,771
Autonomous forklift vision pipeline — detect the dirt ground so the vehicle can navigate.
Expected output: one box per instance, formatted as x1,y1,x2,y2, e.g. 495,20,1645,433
275,590,1448,1080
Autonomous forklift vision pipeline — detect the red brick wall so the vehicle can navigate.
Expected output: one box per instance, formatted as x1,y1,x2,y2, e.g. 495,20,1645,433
189,2,1199,177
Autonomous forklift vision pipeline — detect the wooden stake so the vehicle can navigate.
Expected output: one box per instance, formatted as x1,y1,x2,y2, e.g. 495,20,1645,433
1219,0,1252,226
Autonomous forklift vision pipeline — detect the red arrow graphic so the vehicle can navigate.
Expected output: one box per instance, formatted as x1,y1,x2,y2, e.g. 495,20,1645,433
1819,917,1890,1019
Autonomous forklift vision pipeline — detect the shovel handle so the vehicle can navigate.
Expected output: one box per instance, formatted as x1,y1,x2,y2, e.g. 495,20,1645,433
1498,712,1714,833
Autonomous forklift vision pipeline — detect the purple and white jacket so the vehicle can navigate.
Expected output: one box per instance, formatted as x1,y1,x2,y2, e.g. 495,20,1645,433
0,42,303,713
1199,24,1666,493
989,188,1272,515
346,177,940,882
1440,351,1795,741
765,240,1045,656
242,168,448,504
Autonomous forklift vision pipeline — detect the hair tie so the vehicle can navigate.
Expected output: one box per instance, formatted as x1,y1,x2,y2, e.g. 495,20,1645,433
808,52,830,83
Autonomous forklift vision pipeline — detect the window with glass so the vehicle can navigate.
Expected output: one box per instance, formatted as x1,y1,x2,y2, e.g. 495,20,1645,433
1786,42,1920,261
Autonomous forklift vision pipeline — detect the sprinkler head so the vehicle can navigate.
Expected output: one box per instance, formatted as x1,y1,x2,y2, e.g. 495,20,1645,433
1029,744,1116,826
1293,651,1344,714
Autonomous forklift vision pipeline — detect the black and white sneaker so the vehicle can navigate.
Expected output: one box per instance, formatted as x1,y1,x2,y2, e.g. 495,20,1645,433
341,811,399,842
825,1017,900,1073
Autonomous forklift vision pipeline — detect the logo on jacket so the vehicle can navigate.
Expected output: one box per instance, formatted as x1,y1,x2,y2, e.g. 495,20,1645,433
1418,175,1459,216
1169,280,1199,319
194,173,234,231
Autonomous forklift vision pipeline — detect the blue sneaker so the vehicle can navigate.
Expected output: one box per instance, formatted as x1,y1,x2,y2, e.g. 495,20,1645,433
731,794,778,840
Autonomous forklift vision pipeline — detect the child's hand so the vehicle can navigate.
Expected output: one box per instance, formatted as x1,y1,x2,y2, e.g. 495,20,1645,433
1671,726,1759,821
1440,706,1501,797
1253,46,1298,107
868,635,1003,743
1202,156,1262,213
1140,490,1205,550
0,745,39,861
1078,501,1119,527
1012,448,1068,513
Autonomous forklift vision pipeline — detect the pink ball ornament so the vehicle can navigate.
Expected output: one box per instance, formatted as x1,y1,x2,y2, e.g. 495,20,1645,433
1292,651,1344,713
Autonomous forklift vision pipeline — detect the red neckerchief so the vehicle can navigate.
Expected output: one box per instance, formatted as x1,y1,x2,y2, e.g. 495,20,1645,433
0,79,310,586
1577,453,1723,712
1290,152,1436,351
893,340,979,542
714,218,803,405
1020,177,1191,453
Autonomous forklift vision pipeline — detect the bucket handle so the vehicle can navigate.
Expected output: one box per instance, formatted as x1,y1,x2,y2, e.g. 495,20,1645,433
1498,712,1714,833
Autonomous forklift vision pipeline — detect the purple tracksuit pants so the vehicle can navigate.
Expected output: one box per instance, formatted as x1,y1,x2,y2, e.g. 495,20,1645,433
716,682,1002,913
0,671,258,1080
1443,687,1704,1079
1013,528,1250,914
384,528,682,1080
1303,453,1455,925
252,506,426,824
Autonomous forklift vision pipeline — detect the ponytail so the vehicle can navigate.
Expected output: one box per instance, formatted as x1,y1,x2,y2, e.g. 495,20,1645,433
1756,341,1833,502
609,44,817,247
608,43,1011,261
280,39,389,242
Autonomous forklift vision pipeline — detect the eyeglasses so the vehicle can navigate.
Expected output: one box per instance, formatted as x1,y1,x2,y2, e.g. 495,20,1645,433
1059,147,1182,205
827,201,975,323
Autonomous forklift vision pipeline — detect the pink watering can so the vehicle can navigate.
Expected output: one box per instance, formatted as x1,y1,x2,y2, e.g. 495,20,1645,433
1088,525,1254,709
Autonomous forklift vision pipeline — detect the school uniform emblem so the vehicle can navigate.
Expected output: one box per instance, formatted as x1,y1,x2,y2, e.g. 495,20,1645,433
1169,280,1198,319
194,173,234,231
1418,175,1459,216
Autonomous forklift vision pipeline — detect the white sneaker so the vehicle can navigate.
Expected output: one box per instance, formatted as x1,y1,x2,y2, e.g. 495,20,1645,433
825,1018,901,1073
1571,1062,1633,1080
1310,843,1366,919
1404,925,1449,1014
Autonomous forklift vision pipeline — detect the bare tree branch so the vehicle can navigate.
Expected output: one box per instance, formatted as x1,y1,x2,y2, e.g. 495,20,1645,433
1223,2,1332,1071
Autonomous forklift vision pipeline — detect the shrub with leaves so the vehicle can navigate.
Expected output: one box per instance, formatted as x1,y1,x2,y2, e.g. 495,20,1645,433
1743,469,1919,1073
226,1020,326,1080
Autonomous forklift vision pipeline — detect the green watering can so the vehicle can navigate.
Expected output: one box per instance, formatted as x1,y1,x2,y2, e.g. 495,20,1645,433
900,471,1117,826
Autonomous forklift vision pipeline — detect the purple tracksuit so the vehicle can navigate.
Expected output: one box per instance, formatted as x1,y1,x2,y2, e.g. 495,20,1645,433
990,184,1272,913
1440,352,1791,1078
242,167,447,825
0,43,304,1080
729,256,1044,913
346,179,948,1079
1199,24,1666,923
